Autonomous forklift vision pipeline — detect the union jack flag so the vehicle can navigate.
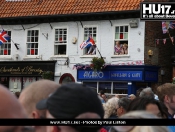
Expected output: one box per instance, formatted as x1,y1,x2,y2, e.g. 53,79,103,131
0,30,10,45
169,21,175,29
80,36,95,49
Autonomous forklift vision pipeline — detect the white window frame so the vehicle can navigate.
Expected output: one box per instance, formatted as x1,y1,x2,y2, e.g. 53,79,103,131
80,26,98,57
54,27,68,56
26,29,40,56
112,25,130,58
0,30,11,56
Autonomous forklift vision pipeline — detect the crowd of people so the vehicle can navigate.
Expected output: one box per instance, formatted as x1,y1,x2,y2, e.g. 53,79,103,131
0,80,175,132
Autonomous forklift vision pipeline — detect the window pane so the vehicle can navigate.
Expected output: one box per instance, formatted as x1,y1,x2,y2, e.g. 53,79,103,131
55,45,66,55
83,82,97,88
125,26,128,32
8,50,10,55
35,30,38,36
115,33,119,39
99,82,111,94
35,43,38,48
27,31,31,36
31,43,34,48
27,37,30,42
27,49,30,55
35,37,38,42
124,33,128,39
35,49,38,55
120,26,123,32
115,27,119,33
113,82,128,94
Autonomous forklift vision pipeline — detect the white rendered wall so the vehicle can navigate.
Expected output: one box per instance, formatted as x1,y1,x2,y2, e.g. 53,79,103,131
1,18,145,82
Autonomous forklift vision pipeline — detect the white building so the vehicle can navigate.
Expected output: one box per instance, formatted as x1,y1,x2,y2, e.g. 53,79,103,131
0,0,159,95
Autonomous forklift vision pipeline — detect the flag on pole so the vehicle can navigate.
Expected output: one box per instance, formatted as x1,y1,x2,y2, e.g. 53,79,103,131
162,22,168,34
0,30,10,45
169,21,175,29
80,36,95,49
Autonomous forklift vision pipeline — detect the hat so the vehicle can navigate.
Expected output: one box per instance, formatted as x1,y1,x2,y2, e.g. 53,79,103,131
36,83,104,119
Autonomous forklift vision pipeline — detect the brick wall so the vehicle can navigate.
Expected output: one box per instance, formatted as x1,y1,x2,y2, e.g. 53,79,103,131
144,0,174,93
144,22,174,92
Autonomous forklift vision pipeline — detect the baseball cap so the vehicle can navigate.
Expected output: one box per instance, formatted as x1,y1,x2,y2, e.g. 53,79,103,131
36,83,104,119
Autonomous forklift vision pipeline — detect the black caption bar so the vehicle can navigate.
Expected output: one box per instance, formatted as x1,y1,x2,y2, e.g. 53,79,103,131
0,119,174,126
140,2,175,20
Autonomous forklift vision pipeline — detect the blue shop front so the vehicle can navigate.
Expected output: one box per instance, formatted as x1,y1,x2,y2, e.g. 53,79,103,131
77,65,159,95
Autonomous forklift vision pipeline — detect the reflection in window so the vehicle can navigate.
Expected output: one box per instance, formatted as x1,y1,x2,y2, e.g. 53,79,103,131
113,82,127,94
99,82,111,94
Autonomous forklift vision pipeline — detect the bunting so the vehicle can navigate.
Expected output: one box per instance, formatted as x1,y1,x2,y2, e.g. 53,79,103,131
163,39,166,44
73,60,144,70
155,36,175,45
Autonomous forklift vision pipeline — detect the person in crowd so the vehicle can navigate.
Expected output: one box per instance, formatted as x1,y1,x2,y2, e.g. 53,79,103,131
127,97,167,118
128,94,136,100
0,84,31,132
157,83,175,118
157,83,175,132
121,43,128,55
109,111,169,132
19,79,60,132
103,97,119,119
136,88,144,97
139,87,155,99
99,90,107,103
117,97,131,117
102,97,119,132
114,41,123,55
36,83,104,132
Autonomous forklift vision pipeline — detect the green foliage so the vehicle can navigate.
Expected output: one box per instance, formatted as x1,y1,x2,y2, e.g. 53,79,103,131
90,57,105,71
42,71,54,80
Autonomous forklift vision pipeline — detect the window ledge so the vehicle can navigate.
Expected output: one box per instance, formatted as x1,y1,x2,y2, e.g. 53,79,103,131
111,55,130,58
50,55,68,58
23,56,41,60
80,55,97,58
0,56,12,60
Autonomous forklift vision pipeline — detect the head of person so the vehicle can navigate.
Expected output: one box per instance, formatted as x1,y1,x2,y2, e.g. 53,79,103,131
127,97,166,118
19,79,60,119
115,41,120,46
103,97,119,119
0,84,28,132
117,97,131,117
136,88,144,97
110,111,169,132
128,94,136,100
139,87,154,99
123,43,128,50
36,83,104,132
19,80,60,132
157,83,175,116
99,90,105,97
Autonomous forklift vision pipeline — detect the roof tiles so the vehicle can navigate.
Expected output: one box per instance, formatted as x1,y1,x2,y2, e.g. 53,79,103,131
0,0,142,18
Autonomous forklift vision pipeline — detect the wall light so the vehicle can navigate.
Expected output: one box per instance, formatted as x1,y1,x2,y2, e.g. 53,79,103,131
148,50,153,56
129,19,138,28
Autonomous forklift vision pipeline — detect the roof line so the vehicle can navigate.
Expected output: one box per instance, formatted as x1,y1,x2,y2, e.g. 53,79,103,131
0,10,139,20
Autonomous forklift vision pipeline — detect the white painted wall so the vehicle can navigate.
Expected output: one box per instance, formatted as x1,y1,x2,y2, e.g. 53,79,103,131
1,18,145,82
